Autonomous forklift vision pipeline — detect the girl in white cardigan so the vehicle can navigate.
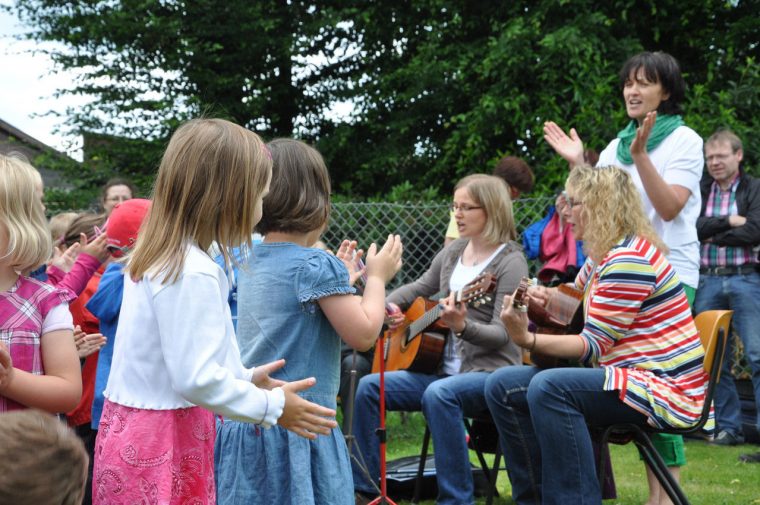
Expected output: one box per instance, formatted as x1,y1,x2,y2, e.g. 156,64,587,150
93,118,337,505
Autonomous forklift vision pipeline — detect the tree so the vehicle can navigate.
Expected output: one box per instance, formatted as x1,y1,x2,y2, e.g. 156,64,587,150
323,0,760,196
7,0,760,203
8,0,353,189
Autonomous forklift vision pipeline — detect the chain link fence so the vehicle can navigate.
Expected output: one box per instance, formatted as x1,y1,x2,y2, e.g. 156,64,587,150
322,196,555,290
323,197,753,380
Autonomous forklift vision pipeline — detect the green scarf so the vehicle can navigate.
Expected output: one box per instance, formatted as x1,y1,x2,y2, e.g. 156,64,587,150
615,114,684,165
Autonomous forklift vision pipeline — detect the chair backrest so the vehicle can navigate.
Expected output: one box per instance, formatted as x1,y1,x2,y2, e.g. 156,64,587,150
688,310,732,432
693,310,732,376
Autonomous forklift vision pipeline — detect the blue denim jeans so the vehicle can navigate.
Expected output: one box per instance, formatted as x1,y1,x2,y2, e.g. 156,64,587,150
694,273,760,435
485,366,648,505
350,370,491,505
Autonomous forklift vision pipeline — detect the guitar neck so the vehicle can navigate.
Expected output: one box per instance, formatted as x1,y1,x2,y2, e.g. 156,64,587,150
408,304,443,339
401,273,494,344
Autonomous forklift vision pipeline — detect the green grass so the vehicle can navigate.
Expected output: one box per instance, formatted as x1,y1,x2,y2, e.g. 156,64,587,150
351,411,760,505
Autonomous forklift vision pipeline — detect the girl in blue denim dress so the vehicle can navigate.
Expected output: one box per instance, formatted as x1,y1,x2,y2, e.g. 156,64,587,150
214,138,402,505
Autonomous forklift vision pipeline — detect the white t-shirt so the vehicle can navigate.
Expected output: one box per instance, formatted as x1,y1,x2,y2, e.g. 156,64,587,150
43,303,73,334
597,125,703,288
104,245,284,426
441,244,506,375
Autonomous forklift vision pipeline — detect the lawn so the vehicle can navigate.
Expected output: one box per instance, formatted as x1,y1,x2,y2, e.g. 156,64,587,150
347,411,760,505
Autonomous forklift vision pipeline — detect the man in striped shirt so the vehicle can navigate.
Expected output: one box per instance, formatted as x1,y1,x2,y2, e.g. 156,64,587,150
695,130,760,448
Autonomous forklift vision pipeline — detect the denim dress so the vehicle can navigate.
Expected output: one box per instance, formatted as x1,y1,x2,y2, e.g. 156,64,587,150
214,242,355,505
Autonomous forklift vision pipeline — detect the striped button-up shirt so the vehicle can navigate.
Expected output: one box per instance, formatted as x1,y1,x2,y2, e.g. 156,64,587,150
576,236,711,431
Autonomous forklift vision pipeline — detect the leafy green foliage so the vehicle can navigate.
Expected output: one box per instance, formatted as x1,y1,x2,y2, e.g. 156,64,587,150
6,0,760,198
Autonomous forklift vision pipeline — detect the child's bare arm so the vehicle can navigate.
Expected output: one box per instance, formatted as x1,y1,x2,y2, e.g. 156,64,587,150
320,234,403,351
0,329,82,413
0,343,12,390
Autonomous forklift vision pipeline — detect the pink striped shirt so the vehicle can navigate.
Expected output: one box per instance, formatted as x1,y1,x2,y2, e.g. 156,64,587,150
1,276,73,412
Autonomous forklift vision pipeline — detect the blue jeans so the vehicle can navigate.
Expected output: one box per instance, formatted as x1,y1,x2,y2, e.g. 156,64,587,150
485,366,648,505
351,370,491,505
694,273,760,435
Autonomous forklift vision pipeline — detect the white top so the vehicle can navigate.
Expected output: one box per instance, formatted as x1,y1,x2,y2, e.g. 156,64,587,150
441,244,506,376
43,303,73,333
104,245,284,426
598,125,703,288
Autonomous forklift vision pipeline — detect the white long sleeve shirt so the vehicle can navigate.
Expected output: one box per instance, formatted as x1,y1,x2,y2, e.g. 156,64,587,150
104,245,284,426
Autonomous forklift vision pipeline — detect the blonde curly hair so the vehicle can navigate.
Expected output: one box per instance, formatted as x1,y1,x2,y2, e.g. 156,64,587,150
566,165,667,262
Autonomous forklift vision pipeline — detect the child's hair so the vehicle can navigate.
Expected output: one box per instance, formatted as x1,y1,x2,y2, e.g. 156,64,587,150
128,118,272,283
0,153,53,271
0,409,88,505
61,212,107,248
255,138,331,235
492,156,535,195
49,212,79,245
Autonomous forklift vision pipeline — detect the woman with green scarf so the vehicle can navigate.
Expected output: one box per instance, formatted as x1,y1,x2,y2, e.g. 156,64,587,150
543,51,703,505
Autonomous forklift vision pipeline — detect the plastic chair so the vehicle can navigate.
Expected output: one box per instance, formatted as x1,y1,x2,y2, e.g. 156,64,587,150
595,309,733,505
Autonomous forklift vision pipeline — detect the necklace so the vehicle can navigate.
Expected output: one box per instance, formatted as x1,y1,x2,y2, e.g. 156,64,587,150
467,245,489,266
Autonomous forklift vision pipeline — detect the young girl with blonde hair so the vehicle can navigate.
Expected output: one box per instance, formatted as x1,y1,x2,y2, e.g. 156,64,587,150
0,154,81,414
93,119,337,504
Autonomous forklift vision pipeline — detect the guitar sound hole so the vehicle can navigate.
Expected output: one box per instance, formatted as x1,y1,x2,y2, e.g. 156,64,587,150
403,328,415,347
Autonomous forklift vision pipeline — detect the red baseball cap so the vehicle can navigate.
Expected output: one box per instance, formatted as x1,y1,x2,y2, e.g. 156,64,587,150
106,198,151,257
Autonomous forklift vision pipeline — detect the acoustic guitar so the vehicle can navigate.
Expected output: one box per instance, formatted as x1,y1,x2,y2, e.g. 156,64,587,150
513,277,584,368
372,273,496,374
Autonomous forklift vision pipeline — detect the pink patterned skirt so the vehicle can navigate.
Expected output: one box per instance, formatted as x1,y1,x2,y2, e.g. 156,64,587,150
93,399,216,505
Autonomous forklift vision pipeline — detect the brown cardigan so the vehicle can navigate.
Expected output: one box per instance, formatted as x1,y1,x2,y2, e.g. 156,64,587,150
387,238,528,373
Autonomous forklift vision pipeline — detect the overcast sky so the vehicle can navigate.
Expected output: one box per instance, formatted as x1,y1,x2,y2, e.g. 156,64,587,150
0,5,83,156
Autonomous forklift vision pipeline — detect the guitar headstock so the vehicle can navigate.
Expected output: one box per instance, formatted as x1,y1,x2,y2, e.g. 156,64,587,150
460,272,497,307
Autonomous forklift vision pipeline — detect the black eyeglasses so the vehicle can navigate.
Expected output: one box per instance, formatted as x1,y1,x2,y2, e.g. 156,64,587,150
450,203,483,213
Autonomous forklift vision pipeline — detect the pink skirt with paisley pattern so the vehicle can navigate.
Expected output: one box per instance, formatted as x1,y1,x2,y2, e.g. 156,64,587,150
93,399,216,505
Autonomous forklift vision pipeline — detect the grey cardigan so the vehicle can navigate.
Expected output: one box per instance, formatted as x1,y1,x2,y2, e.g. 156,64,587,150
387,238,528,373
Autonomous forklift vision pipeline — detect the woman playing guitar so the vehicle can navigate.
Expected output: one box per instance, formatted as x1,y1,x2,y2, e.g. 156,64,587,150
351,174,528,505
485,166,709,505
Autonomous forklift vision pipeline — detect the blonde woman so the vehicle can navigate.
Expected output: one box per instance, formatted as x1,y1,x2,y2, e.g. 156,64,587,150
353,174,528,505
485,166,709,505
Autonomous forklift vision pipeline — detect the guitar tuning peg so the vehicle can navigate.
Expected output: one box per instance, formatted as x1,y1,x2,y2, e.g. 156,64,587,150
473,301,481,308
485,296,491,302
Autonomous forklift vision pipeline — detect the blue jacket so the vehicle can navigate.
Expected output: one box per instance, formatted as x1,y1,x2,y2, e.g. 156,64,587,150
522,206,585,265
86,262,125,429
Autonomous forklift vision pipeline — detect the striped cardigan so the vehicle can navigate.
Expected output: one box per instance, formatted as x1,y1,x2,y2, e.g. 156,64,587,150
576,235,711,431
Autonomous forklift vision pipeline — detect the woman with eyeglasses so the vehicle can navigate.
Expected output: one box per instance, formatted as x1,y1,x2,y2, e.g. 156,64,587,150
352,174,528,505
543,51,703,504
485,165,708,505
